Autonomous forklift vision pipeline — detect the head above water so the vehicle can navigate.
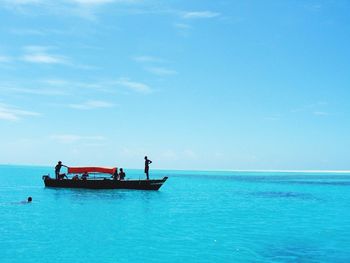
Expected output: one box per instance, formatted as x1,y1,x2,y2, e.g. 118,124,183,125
120,168,123,171
58,161,62,164
145,156,147,159
27,197,32,202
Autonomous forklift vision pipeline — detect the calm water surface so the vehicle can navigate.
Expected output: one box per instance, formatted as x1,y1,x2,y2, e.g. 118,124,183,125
1,165,350,262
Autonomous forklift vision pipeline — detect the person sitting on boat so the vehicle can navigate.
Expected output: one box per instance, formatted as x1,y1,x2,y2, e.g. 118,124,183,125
112,167,118,180
119,168,126,180
81,172,89,180
55,161,67,180
72,174,79,180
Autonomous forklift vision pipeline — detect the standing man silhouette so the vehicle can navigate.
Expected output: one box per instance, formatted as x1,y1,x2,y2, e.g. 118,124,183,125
55,161,67,180
144,156,152,180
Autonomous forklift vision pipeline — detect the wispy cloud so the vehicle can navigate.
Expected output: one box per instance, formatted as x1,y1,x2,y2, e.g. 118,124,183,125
313,111,329,116
173,23,192,30
1,77,149,98
3,0,143,20
3,1,222,25
158,149,199,161
304,3,322,12
146,67,177,76
4,0,43,5
69,0,116,6
0,103,40,121
0,79,73,96
21,46,68,64
50,134,106,144
182,11,220,19
13,0,134,6
69,100,115,110
264,115,281,121
9,28,79,37
291,102,330,117
132,55,177,76
183,149,198,159
22,54,67,64
0,55,12,63
132,55,163,63
173,22,192,36
116,78,152,93
41,78,106,91
43,78,150,94
9,28,45,36
1,87,68,96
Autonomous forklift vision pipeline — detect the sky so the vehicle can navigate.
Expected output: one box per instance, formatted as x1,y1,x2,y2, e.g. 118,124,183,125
0,0,349,170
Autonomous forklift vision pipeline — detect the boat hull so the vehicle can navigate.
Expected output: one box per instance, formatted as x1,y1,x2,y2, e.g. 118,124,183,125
43,176,168,190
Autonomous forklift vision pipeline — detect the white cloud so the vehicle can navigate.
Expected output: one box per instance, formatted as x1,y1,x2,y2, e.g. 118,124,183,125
121,147,147,158
69,0,115,5
158,149,198,162
182,11,220,19
132,56,177,76
173,23,192,30
183,149,198,159
173,23,192,37
0,80,73,96
4,0,43,4
50,134,106,143
291,102,330,117
9,28,45,36
161,150,179,161
0,55,12,63
146,67,177,76
2,87,68,96
22,54,67,64
41,78,104,90
69,100,114,110
264,114,281,121
21,45,69,64
23,45,51,52
0,77,151,101
116,78,152,93
3,0,143,20
0,103,40,121
132,55,163,63
313,111,329,116
3,0,115,7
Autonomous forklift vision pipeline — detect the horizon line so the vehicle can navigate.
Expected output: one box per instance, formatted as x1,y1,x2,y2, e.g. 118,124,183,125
0,163,350,173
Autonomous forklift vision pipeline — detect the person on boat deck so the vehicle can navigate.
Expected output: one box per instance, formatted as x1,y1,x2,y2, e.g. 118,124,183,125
144,156,152,180
72,174,79,180
55,161,67,179
81,172,89,180
112,167,118,180
119,168,126,180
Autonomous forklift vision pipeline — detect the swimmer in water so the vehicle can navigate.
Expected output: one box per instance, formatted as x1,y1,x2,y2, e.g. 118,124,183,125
19,197,32,204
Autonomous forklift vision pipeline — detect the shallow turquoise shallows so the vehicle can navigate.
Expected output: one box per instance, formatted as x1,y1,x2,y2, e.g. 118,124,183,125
1,165,350,263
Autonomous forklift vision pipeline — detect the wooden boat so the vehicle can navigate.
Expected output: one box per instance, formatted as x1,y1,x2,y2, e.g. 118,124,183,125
42,166,168,191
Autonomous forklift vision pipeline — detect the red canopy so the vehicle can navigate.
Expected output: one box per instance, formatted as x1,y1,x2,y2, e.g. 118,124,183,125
68,167,116,175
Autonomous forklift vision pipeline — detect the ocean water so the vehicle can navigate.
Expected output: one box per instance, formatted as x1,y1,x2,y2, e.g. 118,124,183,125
1,166,350,263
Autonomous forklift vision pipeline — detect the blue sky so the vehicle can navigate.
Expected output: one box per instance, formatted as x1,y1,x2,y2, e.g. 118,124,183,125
0,0,349,170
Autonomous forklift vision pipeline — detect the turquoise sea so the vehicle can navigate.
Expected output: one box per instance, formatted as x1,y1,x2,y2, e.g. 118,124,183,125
1,165,350,263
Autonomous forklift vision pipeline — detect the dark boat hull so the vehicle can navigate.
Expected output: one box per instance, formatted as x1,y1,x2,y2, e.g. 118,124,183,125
43,176,168,190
